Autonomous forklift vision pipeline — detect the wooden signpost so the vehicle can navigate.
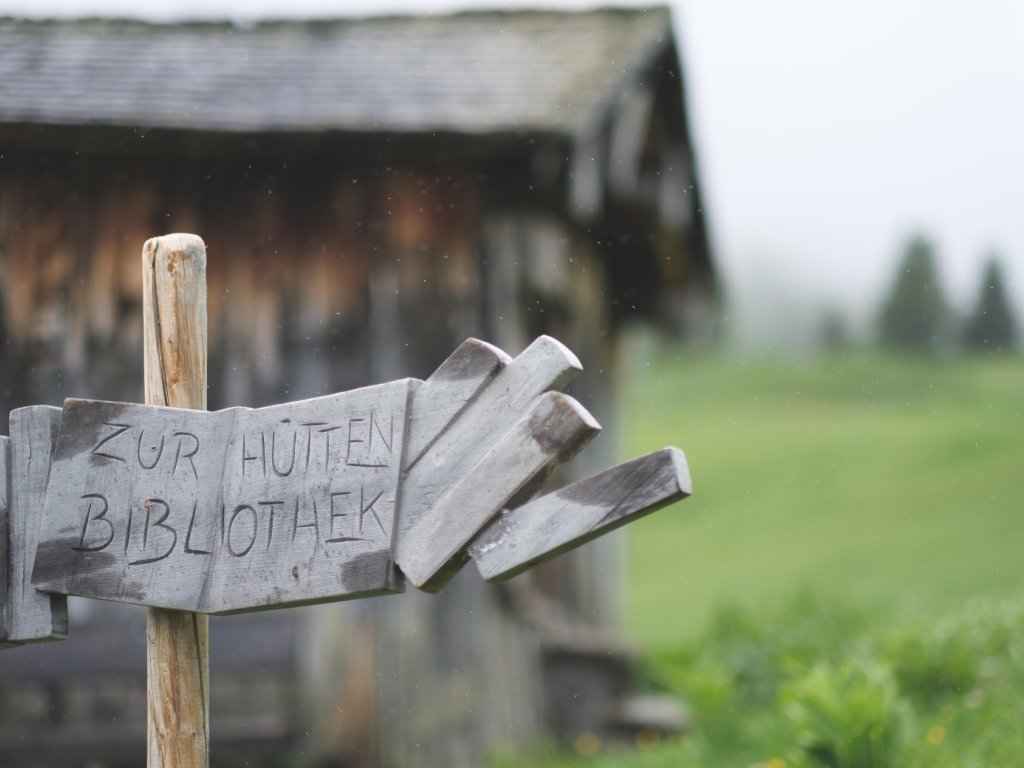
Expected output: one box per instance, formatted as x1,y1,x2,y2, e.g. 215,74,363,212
139,234,209,768
0,233,693,767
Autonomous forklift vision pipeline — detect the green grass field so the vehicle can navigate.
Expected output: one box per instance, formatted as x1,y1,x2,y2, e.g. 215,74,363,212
621,341,1024,650
495,341,1024,768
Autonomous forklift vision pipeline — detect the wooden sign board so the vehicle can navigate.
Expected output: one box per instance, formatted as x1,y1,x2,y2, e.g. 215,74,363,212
2,407,68,646
28,335,692,618
33,381,412,614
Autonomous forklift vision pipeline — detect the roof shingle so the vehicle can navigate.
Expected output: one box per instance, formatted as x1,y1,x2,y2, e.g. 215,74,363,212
0,8,672,135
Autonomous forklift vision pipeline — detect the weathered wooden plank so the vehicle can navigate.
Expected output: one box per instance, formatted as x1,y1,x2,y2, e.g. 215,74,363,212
7,406,68,643
0,435,11,646
403,338,511,471
399,391,601,591
396,335,582,549
33,380,413,614
206,382,410,613
471,448,691,582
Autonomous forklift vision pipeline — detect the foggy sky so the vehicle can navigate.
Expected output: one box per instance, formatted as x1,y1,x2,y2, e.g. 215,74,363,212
3,0,1022,345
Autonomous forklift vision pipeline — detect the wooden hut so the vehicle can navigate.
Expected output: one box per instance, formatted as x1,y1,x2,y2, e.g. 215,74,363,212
0,8,713,766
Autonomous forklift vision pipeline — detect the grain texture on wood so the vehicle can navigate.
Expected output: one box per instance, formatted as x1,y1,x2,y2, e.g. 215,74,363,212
33,383,410,613
147,606,210,768
403,338,511,471
471,448,691,582
396,335,582,547
143,233,208,412
0,436,11,646
398,391,601,591
142,233,209,768
5,407,68,645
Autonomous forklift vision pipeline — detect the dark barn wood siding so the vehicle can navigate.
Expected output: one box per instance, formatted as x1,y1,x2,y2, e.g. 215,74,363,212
0,138,506,408
0,132,622,767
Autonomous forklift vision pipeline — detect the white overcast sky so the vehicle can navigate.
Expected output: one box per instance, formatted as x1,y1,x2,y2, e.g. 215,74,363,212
4,0,1023,343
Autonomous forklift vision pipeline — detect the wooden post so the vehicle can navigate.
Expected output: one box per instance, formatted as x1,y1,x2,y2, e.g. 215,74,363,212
142,234,209,768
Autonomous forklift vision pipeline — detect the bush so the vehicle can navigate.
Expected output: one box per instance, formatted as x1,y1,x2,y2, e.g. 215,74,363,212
497,595,1024,768
881,627,979,703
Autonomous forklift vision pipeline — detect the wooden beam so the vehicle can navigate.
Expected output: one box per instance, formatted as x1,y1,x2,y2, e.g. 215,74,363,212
471,448,691,582
398,391,601,591
142,233,209,768
3,406,68,646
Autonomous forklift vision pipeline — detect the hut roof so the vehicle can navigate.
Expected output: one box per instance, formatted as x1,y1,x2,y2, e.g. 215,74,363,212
0,8,674,137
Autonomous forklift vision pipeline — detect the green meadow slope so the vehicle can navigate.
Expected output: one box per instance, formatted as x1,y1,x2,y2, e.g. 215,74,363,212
621,344,1024,649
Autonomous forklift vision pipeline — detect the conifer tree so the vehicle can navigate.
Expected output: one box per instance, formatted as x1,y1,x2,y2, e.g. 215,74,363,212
877,235,949,352
963,257,1017,352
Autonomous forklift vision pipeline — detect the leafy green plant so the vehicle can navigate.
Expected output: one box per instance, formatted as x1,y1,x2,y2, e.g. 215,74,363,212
882,627,978,704
653,592,871,711
496,595,1024,768
780,660,909,768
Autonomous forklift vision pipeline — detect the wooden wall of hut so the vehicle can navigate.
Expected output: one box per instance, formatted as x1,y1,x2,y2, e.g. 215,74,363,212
0,133,624,766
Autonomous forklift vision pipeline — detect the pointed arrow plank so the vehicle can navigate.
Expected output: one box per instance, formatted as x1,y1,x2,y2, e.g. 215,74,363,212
33,380,412,614
403,338,511,472
5,407,68,644
470,448,691,582
399,391,601,592
396,335,582,548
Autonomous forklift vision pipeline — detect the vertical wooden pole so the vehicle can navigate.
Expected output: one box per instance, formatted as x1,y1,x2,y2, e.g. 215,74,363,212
142,233,210,768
